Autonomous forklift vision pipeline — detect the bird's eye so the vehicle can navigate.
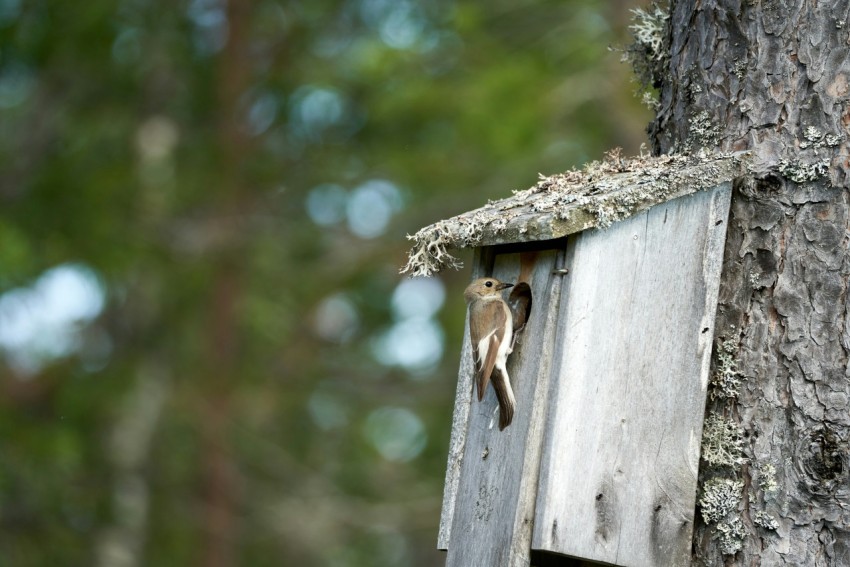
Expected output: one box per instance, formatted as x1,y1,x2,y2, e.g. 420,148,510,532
485,281,493,288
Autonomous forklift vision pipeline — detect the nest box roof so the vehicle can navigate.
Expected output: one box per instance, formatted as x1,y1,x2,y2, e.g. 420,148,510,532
401,151,750,277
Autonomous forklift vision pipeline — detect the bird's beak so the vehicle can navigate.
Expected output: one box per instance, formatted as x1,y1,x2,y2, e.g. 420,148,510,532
497,282,514,290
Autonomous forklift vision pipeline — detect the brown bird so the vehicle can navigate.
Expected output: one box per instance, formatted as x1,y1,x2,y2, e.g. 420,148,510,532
464,277,516,430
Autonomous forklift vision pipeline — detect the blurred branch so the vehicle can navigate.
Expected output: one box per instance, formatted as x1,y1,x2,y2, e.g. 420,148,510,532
96,363,169,567
199,0,255,565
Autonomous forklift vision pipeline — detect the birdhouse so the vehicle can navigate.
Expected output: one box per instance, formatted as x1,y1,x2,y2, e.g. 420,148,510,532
403,152,750,567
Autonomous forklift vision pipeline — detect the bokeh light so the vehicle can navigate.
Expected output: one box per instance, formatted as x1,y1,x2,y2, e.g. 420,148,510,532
306,183,348,226
0,264,106,374
363,406,427,462
314,293,360,343
391,277,445,320
346,180,404,239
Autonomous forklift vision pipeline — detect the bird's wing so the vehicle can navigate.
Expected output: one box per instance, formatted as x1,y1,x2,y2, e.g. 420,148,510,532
469,300,508,402
491,368,515,430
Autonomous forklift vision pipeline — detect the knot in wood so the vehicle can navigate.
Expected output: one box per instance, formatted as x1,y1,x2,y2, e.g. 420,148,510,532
755,173,783,194
795,426,848,497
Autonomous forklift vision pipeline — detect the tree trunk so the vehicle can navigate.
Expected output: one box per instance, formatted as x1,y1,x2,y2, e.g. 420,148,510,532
199,0,253,565
651,0,850,564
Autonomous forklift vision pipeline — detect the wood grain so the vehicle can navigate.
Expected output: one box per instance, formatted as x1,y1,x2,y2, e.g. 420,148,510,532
530,185,731,566
441,248,566,566
438,248,487,550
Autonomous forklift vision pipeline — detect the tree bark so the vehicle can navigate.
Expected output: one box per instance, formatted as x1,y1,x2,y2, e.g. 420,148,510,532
651,0,850,564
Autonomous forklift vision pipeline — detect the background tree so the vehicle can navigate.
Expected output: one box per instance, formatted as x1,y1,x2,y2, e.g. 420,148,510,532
646,0,850,564
0,1,650,566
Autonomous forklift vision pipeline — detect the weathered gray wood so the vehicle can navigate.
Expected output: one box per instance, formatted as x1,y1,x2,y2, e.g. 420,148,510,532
438,248,488,550
437,317,476,551
443,248,566,567
531,184,732,566
402,153,748,277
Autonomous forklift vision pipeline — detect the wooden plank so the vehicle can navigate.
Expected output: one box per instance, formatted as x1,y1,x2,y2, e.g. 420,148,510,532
438,248,487,550
531,184,732,566
442,247,566,566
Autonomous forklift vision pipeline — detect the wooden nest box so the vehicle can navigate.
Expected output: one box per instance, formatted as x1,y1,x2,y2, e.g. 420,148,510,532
403,152,751,567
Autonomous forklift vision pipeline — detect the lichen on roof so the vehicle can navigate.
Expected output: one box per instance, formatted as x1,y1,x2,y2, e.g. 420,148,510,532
401,149,750,277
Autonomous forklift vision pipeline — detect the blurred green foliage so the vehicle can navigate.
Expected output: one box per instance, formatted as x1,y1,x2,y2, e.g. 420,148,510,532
0,0,650,565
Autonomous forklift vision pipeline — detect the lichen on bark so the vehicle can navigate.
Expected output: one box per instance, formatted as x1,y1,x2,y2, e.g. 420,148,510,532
650,1,850,564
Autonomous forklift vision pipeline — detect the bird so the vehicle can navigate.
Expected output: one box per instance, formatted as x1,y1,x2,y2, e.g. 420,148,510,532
464,277,516,430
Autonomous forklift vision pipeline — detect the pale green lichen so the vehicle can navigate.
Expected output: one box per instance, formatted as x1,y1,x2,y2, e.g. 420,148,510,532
689,111,720,149
701,412,746,467
754,510,779,531
803,126,823,144
700,478,745,555
757,462,779,493
710,339,742,400
751,464,780,533
716,516,746,555
400,221,465,277
825,133,842,147
778,158,829,183
624,2,669,102
749,271,761,289
733,59,747,80
799,126,842,150
702,338,748,554
700,478,743,524
640,90,660,110
401,152,750,275
629,5,669,61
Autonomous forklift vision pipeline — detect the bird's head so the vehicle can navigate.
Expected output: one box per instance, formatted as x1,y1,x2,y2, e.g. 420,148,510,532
464,277,514,303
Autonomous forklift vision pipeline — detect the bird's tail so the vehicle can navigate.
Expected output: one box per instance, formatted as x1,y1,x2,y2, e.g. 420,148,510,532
491,368,516,430
475,369,489,403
